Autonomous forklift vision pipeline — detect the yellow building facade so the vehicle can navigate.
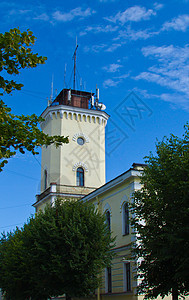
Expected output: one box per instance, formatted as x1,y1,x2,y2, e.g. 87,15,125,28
79,163,144,300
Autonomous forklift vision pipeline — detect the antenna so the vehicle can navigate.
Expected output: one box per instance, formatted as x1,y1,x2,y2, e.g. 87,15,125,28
50,74,54,101
73,37,78,90
64,63,67,88
95,85,99,109
68,89,71,103
91,92,94,107
80,78,82,90
96,87,99,101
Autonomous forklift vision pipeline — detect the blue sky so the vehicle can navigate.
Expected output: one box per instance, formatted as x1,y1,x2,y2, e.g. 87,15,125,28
0,0,189,232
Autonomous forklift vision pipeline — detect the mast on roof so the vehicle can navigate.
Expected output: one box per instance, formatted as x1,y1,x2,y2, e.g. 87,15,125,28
73,37,78,90
50,74,54,101
64,63,67,88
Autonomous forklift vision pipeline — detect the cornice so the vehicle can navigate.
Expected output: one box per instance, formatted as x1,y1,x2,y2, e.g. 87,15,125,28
82,169,142,202
41,104,109,120
40,105,109,129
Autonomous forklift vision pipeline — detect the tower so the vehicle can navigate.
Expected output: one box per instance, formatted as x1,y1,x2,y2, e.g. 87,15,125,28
34,88,109,211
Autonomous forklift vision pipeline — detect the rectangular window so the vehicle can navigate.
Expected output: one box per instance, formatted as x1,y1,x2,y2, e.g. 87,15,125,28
105,267,112,293
123,262,131,292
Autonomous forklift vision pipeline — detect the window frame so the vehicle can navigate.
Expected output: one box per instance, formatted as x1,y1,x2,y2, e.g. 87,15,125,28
77,137,85,145
44,169,47,190
123,262,131,292
76,167,84,186
105,210,111,232
105,267,112,293
122,202,129,236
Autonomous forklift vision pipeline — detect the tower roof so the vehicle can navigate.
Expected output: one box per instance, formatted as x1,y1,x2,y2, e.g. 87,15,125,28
51,88,93,109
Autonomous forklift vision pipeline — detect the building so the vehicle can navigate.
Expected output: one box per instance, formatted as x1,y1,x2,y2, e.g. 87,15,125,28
33,86,143,299
33,86,175,300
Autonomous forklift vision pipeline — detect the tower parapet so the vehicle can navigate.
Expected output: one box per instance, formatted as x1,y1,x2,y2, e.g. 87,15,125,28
52,89,91,109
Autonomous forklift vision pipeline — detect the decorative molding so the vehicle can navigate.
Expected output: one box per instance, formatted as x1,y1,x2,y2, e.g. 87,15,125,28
120,195,129,213
82,169,142,203
72,162,88,172
121,195,130,236
103,203,112,215
40,105,109,128
72,133,89,143
60,111,63,119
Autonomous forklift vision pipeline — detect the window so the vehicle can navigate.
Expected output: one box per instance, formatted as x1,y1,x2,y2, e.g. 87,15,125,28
77,137,85,145
123,262,131,292
105,267,112,293
123,202,129,235
106,210,111,232
44,170,47,190
76,167,84,186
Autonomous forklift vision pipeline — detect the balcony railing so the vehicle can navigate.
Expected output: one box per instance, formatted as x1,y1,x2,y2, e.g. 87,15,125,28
36,183,96,202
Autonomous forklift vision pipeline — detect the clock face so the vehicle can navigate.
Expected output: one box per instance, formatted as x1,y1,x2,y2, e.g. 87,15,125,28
77,137,85,145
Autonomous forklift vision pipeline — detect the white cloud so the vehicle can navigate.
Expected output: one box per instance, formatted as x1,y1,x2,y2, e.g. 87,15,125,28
114,73,129,80
133,88,189,112
114,26,158,41
83,44,107,53
141,45,189,61
53,7,95,22
134,45,189,111
132,87,159,99
34,13,49,21
9,8,31,15
103,79,120,88
83,42,122,53
105,5,156,24
19,9,31,14
103,73,129,88
103,63,123,72
99,0,116,2
105,43,122,52
162,14,189,32
80,24,118,36
159,93,189,111
153,2,164,10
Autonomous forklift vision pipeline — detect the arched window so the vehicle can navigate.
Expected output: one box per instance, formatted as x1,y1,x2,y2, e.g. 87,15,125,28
123,202,129,235
76,167,84,186
44,170,47,190
106,211,111,232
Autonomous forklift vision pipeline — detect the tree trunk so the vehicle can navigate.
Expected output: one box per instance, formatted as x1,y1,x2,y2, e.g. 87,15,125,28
172,287,178,300
65,294,71,300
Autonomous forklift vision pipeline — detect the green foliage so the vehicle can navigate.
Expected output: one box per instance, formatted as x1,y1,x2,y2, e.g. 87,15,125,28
0,28,68,171
0,200,115,299
131,124,189,299
0,28,46,94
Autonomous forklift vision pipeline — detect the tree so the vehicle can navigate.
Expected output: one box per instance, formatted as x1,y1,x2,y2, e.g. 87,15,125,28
0,200,115,300
131,124,189,300
0,28,68,171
